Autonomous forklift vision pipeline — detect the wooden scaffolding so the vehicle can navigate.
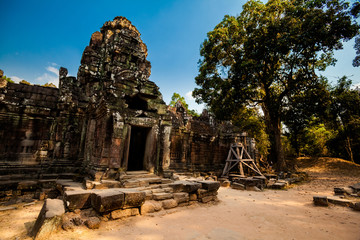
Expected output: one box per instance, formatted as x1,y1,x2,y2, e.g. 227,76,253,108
221,142,263,177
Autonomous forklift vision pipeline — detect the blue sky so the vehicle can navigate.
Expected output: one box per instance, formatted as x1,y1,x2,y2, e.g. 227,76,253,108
0,0,359,113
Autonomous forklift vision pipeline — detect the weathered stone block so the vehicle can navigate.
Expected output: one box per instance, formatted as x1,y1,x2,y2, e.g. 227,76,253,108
334,187,353,195
197,181,220,191
189,193,197,201
168,181,183,193
201,195,215,203
327,196,353,207
271,182,287,189
64,190,92,211
100,180,122,188
144,190,153,200
161,178,173,184
197,189,218,199
31,199,65,240
17,180,39,190
121,189,146,208
231,182,245,190
350,182,360,193
91,189,124,213
140,202,155,215
153,192,173,201
111,208,133,219
313,196,328,206
85,217,101,229
173,192,189,204
351,202,360,211
162,199,178,209
162,187,173,193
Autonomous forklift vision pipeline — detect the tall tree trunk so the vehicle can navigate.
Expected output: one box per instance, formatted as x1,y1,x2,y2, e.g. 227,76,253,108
272,119,286,171
262,104,287,171
345,137,354,163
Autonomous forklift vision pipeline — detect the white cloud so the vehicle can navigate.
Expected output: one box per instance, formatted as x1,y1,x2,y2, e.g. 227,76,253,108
10,76,23,83
36,73,58,87
185,91,195,101
34,64,60,87
46,66,59,76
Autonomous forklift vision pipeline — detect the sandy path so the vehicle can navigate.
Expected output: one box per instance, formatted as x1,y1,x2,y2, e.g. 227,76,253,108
1,159,360,240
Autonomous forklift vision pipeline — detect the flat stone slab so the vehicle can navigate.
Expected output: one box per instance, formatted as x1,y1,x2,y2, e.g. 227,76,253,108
270,182,287,189
197,181,220,191
123,180,141,188
231,182,245,190
91,189,125,213
64,190,92,210
168,181,202,193
0,206,17,211
138,177,162,184
17,180,39,190
334,187,353,195
153,192,173,201
31,199,65,239
99,180,122,188
327,196,354,207
349,182,360,192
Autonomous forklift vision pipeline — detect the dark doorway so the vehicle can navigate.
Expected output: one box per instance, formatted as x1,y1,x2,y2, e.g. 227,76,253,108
127,126,150,171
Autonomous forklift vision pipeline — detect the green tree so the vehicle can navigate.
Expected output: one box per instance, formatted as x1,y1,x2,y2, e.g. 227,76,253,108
193,0,359,171
169,92,199,117
232,106,270,160
283,77,331,156
327,77,360,163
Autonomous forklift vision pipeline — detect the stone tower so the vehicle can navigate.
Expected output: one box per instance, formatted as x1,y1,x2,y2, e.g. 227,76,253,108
78,17,172,177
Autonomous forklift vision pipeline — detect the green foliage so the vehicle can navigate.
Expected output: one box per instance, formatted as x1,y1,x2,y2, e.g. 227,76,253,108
169,92,199,117
19,80,31,85
1,75,14,83
326,77,360,162
193,0,359,170
232,106,270,158
302,121,335,156
283,77,331,156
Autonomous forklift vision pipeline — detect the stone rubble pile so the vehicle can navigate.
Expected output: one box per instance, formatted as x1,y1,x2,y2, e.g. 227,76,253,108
313,182,360,211
219,172,309,191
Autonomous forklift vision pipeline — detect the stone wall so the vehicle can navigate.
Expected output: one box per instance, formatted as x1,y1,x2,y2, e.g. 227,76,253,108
168,104,252,174
0,81,85,165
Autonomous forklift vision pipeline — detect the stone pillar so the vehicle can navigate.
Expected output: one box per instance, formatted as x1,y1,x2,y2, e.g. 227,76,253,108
161,125,172,170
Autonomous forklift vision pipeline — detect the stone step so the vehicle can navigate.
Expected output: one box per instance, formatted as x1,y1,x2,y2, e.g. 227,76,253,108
120,173,158,180
152,192,173,201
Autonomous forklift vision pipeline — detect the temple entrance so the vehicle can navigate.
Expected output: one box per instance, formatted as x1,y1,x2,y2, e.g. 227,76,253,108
127,126,151,171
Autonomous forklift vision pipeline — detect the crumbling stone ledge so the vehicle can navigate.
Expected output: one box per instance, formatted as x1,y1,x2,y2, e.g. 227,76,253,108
30,179,221,235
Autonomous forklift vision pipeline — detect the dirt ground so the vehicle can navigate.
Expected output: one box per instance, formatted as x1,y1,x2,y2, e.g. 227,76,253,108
1,157,360,240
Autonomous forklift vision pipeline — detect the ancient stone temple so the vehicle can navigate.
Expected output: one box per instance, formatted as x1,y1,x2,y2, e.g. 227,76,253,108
0,17,252,183
77,17,172,177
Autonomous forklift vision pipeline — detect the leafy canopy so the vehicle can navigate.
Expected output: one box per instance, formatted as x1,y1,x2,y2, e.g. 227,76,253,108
193,0,359,169
169,92,199,117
